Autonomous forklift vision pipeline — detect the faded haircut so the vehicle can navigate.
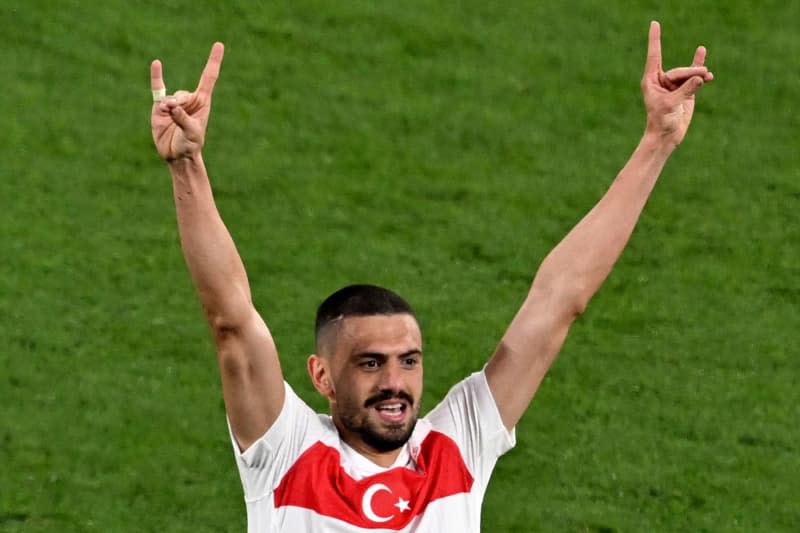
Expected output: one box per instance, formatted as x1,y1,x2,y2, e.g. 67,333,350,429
315,284,416,353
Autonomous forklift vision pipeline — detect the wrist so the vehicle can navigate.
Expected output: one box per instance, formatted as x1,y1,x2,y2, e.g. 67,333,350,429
640,129,678,157
167,152,205,175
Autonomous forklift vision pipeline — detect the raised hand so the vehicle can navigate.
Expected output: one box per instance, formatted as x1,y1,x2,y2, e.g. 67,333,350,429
150,43,224,161
641,22,713,147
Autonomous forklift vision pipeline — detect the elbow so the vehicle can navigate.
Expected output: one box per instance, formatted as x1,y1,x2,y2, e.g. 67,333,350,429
204,305,252,340
217,343,250,380
203,301,254,334
199,285,254,335
210,314,253,381
568,285,591,317
206,310,239,334
534,251,605,319
532,276,591,321
565,279,594,319
559,297,588,323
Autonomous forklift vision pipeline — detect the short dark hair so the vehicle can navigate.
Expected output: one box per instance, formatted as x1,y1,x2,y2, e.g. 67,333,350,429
315,284,416,348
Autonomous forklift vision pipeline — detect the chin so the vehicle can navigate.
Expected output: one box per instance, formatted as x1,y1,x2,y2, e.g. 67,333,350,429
362,419,417,453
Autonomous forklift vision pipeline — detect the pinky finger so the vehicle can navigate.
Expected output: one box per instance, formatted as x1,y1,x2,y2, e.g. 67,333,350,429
151,60,167,102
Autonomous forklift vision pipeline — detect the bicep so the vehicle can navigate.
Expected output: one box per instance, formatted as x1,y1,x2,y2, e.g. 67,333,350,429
213,307,285,452
485,294,576,430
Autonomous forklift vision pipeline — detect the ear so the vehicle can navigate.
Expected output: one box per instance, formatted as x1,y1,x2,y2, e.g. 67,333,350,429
307,354,334,398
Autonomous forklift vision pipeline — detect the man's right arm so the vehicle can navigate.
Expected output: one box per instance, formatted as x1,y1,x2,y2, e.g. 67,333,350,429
170,155,284,452
151,44,284,451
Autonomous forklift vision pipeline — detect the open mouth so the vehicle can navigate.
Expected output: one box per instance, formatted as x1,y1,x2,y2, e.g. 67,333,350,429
374,402,407,423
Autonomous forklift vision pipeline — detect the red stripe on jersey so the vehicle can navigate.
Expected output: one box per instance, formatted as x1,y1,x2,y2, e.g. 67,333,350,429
273,430,474,529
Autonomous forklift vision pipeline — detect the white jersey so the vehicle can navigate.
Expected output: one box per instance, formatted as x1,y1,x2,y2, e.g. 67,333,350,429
229,370,516,532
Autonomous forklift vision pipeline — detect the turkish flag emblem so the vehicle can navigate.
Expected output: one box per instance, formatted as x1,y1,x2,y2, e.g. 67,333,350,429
360,483,412,523
274,430,474,529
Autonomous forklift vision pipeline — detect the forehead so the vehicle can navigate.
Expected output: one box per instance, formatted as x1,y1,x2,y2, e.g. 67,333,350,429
335,314,422,355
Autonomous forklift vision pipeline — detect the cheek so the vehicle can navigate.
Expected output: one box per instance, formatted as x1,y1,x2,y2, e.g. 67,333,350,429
411,367,424,390
332,373,368,404
413,381,424,400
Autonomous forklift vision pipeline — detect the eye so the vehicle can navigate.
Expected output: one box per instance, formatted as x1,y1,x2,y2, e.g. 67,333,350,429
402,357,419,368
360,359,380,369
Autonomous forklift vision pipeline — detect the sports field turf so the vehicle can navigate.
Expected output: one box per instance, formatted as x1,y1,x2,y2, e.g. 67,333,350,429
2,1,798,531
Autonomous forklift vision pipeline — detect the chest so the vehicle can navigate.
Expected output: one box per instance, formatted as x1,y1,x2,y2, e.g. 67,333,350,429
272,432,474,530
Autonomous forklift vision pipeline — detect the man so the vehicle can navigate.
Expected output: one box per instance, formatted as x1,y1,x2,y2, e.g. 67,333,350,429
150,21,712,532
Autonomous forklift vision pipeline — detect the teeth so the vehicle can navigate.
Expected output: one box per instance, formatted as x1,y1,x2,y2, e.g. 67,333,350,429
377,403,402,412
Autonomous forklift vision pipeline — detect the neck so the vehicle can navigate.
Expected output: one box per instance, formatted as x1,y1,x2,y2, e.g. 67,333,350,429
349,441,405,468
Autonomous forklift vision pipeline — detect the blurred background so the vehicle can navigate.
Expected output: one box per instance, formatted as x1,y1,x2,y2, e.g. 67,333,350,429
2,1,798,531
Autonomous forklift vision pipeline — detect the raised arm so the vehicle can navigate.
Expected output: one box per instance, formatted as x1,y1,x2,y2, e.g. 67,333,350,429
485,22,713,429
150,43,284,451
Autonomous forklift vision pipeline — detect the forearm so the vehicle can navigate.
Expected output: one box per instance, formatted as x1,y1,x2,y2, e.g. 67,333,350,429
488,23,711,430
532,132,675,315
489,133,675,417
169,154,252,329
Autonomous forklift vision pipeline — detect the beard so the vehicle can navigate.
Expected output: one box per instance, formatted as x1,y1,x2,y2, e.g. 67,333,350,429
338,390,418,453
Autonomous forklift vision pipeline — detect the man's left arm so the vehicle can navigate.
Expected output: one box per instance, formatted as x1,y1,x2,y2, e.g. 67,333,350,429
485,21,713,430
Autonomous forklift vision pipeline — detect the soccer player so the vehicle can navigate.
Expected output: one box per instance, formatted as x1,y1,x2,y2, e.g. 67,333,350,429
150,21,712,532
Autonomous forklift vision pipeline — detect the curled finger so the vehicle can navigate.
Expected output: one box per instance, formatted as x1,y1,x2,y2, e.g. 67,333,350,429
664,66,710,85
172,90,193,106
658,71,677,91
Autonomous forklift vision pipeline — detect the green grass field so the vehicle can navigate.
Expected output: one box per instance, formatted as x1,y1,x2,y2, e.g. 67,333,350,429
2,1,798,531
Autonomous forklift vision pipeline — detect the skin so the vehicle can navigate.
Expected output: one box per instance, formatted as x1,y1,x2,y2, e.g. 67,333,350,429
307,314,423,466
152,43,286,453
150,21,713,467
485,22,712,429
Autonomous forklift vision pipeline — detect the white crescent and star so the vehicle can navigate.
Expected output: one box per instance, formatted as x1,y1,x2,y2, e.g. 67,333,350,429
362,483,412,523
394,497,411,512
362,484,393,523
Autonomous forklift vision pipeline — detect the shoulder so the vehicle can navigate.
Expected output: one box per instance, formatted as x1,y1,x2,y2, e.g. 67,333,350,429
423,369,516,462
424,370,495,420
234,382,331,464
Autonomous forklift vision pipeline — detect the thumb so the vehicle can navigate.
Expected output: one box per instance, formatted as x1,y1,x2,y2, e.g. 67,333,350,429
169,105,201,137
678,75,704,98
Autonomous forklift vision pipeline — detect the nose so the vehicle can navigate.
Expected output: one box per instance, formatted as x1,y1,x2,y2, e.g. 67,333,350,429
377,360,404,393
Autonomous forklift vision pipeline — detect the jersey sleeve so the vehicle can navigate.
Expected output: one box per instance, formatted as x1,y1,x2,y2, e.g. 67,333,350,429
424,369,516,486
227,381,321,502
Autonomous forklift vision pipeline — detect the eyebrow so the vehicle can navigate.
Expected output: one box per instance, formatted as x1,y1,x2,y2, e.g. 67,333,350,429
353,349,422,360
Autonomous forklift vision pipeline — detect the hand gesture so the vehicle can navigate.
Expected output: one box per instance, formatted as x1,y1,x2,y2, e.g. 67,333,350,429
641,22,713,147
150,43,224,161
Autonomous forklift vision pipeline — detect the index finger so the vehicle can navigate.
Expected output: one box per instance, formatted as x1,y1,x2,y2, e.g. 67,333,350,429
645,21,662,75
196,42,225,97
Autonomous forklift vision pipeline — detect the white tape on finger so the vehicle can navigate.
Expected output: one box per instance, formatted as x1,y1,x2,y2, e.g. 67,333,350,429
152,88,166,102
